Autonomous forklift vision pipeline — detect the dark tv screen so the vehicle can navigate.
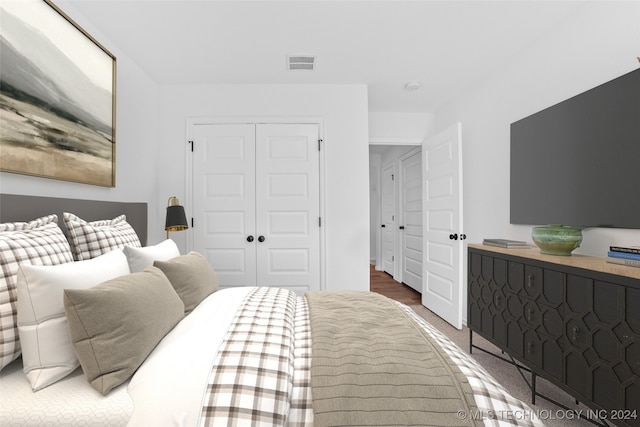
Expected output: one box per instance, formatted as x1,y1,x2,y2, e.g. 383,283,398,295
510,68,640,229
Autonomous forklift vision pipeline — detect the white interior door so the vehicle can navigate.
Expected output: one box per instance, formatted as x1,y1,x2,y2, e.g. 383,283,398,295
381,163,395,275
421,123,464,329
192,122,320,294
255,124,320,293
192,124,256,287
400,149,422,292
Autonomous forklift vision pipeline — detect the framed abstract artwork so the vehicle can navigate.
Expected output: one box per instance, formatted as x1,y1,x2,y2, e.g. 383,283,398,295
0,0,116,187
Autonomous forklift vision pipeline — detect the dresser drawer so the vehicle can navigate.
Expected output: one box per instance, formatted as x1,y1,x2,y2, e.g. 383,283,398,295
507,261,564,308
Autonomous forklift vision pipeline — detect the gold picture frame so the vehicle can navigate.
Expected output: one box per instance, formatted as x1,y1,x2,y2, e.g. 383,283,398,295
0,0,116,187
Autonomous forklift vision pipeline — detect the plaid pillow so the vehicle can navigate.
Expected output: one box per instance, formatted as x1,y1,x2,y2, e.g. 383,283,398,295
63,212,141,261
0,215,73,370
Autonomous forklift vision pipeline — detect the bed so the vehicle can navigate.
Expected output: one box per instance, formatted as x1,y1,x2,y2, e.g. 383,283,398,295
0,194,542,427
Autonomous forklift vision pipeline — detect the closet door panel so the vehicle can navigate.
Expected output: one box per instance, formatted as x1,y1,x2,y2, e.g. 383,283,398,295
192,123,257,287
255,124,320,291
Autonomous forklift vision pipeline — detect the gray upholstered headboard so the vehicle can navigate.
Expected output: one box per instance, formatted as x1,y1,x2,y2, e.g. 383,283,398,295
0,194,148,245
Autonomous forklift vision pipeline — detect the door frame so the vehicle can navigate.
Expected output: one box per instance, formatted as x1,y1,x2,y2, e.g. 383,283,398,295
186,116,327,290
371,139,422,276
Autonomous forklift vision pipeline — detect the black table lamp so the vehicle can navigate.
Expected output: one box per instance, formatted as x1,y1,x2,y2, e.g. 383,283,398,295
165,196,188,239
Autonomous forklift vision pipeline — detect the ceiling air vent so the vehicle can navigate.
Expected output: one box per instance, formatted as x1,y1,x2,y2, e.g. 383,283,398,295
287,54,316,71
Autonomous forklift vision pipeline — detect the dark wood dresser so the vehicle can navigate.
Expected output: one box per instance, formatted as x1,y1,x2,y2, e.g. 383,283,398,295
467,243,639,426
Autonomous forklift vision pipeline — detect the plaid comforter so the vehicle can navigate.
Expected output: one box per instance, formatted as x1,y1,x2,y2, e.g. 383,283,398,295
199,287,314,427
198,288,541,427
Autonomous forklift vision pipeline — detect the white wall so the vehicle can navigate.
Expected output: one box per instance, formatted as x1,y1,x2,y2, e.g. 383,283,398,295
433,2,640,322
158,84,370,292
0,1,162,244
369,112,433,143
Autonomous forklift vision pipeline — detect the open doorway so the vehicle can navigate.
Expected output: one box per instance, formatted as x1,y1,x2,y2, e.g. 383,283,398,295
369,144,422,293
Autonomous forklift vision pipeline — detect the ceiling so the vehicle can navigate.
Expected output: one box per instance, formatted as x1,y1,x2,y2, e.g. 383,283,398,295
65,0,589,113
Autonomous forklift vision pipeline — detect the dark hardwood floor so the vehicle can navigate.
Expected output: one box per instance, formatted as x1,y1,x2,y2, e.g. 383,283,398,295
369,264,421,305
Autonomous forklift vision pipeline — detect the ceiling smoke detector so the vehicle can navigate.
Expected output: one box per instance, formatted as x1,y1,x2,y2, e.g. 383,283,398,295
404,81,421,91
287,54,316,71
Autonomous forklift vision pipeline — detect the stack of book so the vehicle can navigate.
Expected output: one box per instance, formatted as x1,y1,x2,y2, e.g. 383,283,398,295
483,239,530,249
607,245,640,267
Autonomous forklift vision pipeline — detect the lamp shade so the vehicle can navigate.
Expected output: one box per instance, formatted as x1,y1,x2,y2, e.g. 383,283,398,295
165,197,188,232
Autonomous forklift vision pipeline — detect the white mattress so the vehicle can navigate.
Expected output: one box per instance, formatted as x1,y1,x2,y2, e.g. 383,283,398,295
0,356,133,426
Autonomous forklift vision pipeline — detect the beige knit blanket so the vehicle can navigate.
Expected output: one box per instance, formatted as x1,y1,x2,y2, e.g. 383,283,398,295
306,291,480,427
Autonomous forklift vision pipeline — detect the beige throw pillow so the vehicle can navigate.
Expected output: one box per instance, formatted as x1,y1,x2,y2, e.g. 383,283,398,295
63,267,184,395
17,249,130,391
154,251,218,315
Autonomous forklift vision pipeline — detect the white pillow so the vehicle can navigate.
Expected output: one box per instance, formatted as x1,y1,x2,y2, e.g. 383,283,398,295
16,249,131,391
0,215,74,371
123,239,180,273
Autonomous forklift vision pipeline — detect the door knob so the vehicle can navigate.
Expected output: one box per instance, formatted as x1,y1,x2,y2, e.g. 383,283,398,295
246,235,254,242
258,235,265,242
460,234,467,240
381,224,386,228
399,226,405,230
449,233,458,240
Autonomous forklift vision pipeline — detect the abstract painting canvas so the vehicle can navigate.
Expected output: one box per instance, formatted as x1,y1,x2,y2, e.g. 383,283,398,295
0,0,116,187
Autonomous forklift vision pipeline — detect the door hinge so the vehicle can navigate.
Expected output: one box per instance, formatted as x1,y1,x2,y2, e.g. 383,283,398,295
392,256,394,261
191,218,194,228
392,174,394,180
188,140,194,152
318,139,323,151
319,217,322,227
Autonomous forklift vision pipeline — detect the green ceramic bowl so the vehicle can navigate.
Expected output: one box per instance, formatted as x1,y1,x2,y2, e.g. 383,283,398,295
531,224,582,256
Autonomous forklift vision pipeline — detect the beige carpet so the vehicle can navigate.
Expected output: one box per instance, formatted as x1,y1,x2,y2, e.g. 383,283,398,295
409,305,595,427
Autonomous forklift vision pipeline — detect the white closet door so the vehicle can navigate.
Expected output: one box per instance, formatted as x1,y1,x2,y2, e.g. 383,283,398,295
400,149,422,292
192,124,257,287
381,163,395,275
192,122,320,293
255,124,320,293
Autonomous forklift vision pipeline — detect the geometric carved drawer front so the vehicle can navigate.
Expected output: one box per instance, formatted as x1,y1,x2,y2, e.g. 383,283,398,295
468,246,640,427
468,252,519,352
565,275,640,419
468,251,501,340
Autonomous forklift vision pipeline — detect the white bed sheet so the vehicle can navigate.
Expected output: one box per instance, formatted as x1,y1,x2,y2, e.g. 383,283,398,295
0,358,133,426
127,286,253,427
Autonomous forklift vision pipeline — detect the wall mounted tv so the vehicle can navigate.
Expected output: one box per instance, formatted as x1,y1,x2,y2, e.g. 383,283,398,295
510,68,640,229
